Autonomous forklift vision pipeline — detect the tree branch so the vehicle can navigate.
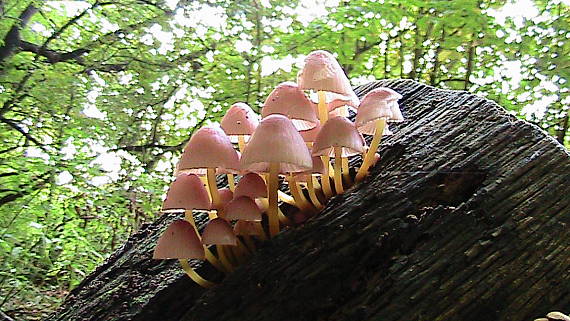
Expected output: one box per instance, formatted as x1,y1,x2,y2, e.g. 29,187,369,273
0,116,45,149
0,3,39,65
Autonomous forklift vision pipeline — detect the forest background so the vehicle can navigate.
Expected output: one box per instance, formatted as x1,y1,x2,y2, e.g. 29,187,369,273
0,0,568,319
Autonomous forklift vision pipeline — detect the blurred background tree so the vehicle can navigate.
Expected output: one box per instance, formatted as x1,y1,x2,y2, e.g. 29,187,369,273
0,0,568,319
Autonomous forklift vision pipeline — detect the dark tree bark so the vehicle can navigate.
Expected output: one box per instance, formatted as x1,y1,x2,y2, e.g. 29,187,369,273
45,80,570,321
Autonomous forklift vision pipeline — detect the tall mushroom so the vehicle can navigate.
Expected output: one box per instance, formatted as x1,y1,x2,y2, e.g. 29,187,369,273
177,127,240,216
354,87,403,182
312,116,365,194
241,115,312,237
298,50,357,198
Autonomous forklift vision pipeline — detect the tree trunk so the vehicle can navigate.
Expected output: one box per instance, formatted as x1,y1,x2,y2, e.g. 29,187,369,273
46,79,570,321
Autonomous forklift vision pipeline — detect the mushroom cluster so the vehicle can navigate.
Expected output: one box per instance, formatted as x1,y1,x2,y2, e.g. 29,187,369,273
153,50,403,287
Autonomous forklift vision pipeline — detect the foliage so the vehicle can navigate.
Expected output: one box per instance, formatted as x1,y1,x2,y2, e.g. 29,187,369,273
0,0,568,319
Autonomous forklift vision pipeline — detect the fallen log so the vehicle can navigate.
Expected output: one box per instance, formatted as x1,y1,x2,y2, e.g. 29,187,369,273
46,79,570,321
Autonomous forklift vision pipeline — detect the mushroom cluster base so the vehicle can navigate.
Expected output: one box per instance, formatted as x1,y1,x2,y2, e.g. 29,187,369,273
46,80,570,321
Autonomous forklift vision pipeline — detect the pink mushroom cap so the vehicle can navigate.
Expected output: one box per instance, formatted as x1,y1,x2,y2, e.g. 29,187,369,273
224,196,262,222
234,220,263,236
299,120,321,143
312,116,365,157
293,156,325,182
297,50,354,96
234,173,267,199
327,91,360,111
220,102,259,142
217,188,234,209
201,218,237,246
153,220,205,259
356,100,394,135
241,114,312,174
177,127,240,174
358,87,404,123
262,82,318,131
162,174,211,211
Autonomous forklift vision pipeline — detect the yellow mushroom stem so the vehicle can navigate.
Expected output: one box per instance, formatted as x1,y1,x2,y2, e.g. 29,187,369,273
207,168,221,209
227,174,235,191
288,174,314,212
241,234,256,252
320,156,334,198
237,135,246,152
306,175,323,209
178,259,216,288
257,198,292,227
230,238,251,264
184,210,229,274
342,157,351,185
356,118,387,182
267,162,280,237
216,245,235,272
333,147,344,194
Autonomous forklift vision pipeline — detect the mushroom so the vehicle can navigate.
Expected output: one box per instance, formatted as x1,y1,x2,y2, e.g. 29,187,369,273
312,116,365,194
297,50,355,124
153,219,215,288
298,50,357,198
241,114,312,237
161,174,227,274
299,120,335,199
225,196,263,251
177,127,240,215
354,87,402,182
262,81,319,131
202,217,238,271
220,102,259,151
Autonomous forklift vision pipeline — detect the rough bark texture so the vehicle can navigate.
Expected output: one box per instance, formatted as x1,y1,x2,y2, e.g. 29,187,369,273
46,79,570,321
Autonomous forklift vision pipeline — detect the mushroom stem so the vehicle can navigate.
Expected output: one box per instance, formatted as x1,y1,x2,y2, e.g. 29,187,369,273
207,168,222,211
333,147,344,194
317,90,328,123
227,174,235,191
178,259,216,288
306,175,323,209
320,156,334,198
242,235,256,252
342,157,351,185
184,210,228,274
356,118,386,182
216,245,235,272
238,135,246,152
288,174,314,212
258,198,292,226
267,162,280,237
278,191,296,206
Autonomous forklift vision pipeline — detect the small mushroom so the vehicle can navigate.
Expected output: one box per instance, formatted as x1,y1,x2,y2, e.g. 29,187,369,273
153,220,215,288
354,87,402,182
202,218,238,271
177,127,240,215
241,115,312,237
312,116,365,194
220,102,259,152
161,174,227,273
